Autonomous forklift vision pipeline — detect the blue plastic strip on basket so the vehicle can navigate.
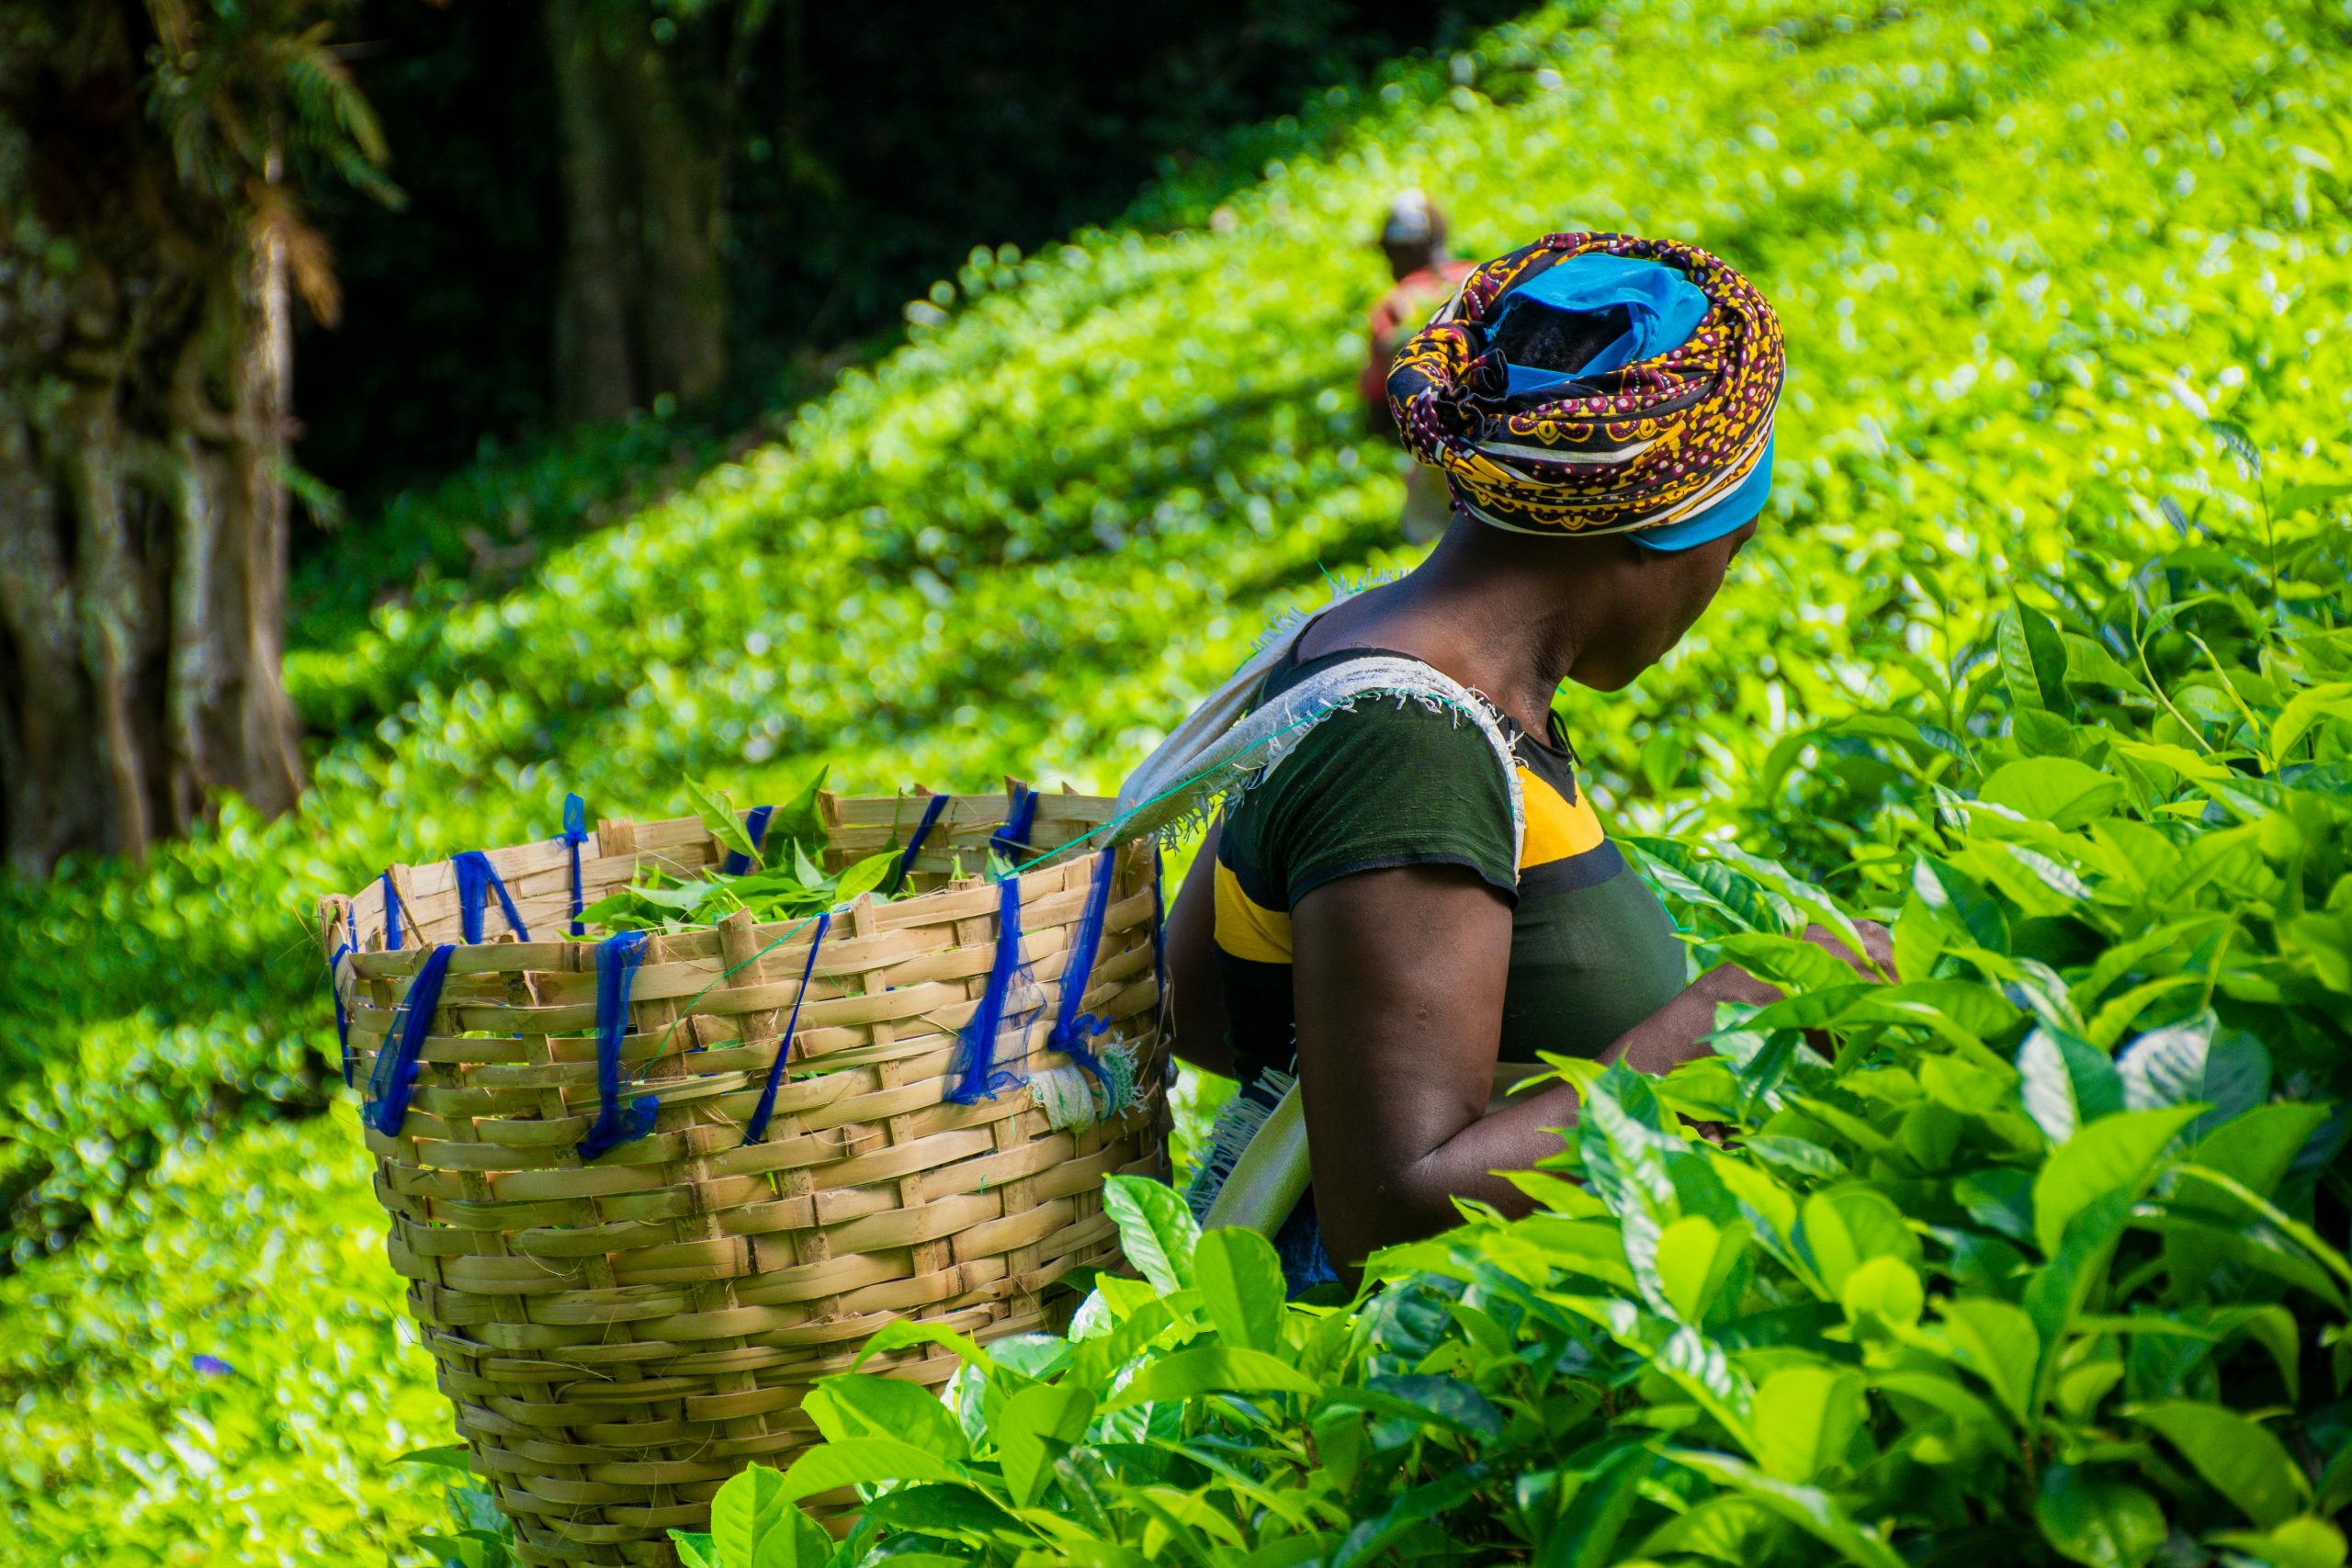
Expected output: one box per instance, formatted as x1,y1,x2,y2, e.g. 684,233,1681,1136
989,785,1040,865
453,851,531,944
722,804,775,877
381,871,405,952
1046,847,1119,1083
366,942,454,1134
329,939,357,1087
742,910,831,1145
578,930,655,1161
887,794,953,895
948,876,1031,1105
561,794,591,937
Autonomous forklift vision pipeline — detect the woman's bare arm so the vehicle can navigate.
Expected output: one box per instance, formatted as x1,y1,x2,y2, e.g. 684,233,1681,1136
1289,864,1874,1281
1161,820,1236,1077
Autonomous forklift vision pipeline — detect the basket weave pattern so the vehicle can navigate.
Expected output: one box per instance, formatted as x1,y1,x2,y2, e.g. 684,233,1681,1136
318,792,1167,1566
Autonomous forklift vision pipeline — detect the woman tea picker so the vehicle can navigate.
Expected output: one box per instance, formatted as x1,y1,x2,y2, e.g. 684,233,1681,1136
1127,232,1892,1293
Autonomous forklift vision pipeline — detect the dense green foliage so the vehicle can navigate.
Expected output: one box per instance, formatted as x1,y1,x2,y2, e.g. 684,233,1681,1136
625,528,2352,1565
4,0,2351,1561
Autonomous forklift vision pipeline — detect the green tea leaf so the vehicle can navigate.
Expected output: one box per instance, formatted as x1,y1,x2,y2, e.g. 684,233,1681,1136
1102,1173,1198,1292
1801,1186,1919,1296
800,1373,967,1461
688,777,763,866
995,1382,1096,1507
1668,1450,1907,1568
1913,855,2011,953
1193,1226,1284,1353
833,850,899,904
2017,1027,2124,1145
1654,1213,1752,1325
776,1438,964,1502
2209,1517,2348,1568
1939,1297,2041,1423
1979,757,2126,829
709,1462,803,1567
1101,1346,1320,1411
1749,1364,1866,1484
2130,1401,2310,1528
2033,1105,2203,1258
2001,598,2077,720
2035,1464,2166,1568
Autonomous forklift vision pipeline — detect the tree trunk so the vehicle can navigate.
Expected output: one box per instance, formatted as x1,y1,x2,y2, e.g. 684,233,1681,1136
542,0,737,421
545,0,641,423
0,4,308,877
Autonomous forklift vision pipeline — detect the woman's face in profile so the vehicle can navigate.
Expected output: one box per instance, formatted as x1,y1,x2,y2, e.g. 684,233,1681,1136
1570,517,1758,691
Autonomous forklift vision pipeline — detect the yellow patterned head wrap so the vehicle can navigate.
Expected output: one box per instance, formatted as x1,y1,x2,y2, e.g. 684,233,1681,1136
1386,232,1783,541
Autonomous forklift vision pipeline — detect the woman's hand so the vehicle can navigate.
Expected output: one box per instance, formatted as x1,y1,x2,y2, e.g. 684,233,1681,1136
1802,919,1895,981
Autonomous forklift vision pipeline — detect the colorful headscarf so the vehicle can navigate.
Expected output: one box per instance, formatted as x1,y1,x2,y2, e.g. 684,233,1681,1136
1386,232,1783,543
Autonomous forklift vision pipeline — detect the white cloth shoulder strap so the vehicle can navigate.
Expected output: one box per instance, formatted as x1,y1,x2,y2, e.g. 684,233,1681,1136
1114,627,1526,869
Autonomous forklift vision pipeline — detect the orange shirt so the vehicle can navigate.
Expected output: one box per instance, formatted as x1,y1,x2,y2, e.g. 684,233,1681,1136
1361,258,1477,411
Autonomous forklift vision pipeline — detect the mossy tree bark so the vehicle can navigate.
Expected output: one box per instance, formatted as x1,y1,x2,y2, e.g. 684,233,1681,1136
0,3,327,876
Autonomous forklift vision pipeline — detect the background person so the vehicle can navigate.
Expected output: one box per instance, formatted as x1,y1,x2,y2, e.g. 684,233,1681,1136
1361,191,1477,543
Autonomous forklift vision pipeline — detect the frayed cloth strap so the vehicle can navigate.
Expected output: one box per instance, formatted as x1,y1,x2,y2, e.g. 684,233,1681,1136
722,804,774,877
578,931,654,1161
1046,846,1119,1081
367,943,453,1135
380,870,406,951
329,940,357,1087
989,784,1040,863
560,794,591,937
1114,621,1309,820
453,851,531,943
888,793,952,894
948,876,1030,1105
742,911,829,1145
1114,649,1525,870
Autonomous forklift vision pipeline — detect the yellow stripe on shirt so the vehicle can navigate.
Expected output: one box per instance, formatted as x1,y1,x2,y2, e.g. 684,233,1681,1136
1517,767,1606,868
1214,859,1295,963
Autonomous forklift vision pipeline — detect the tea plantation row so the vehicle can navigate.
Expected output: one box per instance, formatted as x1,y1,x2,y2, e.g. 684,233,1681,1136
3,0,2350,1561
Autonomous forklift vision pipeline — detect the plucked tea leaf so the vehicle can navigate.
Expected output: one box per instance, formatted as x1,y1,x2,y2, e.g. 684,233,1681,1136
687,778,763,866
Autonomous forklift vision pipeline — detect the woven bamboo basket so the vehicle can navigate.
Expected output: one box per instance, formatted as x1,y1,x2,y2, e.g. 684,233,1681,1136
315,786,1167,1566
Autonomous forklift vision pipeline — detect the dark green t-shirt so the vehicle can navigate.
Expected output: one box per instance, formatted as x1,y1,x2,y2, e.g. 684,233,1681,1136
1213,644,1689,1089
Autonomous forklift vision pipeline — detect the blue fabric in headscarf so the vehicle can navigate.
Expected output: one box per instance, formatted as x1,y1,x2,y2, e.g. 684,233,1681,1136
1491,254,1712,396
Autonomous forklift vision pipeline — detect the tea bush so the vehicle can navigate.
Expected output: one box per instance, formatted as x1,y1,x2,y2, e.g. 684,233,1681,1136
4,0,2351,1561
674,521,2352,1566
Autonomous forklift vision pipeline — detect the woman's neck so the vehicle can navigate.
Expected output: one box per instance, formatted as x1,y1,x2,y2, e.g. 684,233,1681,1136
1302,531,1591,732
